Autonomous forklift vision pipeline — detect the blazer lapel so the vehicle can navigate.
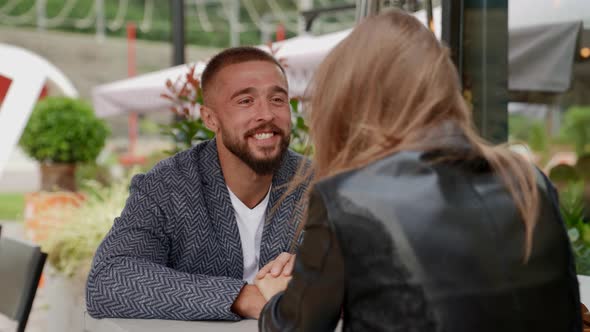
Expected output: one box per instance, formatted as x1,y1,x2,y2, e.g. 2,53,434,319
259,152,309,267
200,140,244,279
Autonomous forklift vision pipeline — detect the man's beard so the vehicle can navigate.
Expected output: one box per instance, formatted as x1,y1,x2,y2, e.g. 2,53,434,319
220,123,290,176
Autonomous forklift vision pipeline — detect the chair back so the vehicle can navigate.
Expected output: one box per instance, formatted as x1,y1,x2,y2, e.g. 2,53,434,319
0,237,47,332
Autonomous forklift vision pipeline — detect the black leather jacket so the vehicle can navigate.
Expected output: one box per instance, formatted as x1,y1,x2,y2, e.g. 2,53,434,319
259,150,581,332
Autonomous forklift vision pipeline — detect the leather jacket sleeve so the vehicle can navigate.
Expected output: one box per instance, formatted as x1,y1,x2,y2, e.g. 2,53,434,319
259,189,345,332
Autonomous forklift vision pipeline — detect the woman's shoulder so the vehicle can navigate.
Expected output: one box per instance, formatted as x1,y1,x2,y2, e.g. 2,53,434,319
311,151,442,218
313,151,436,194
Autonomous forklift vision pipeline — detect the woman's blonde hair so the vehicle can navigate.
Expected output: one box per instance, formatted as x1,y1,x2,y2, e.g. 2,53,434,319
293,9,539,259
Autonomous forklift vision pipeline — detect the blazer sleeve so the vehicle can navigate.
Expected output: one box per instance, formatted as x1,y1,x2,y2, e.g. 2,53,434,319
259,189,345,331
85,173,246,321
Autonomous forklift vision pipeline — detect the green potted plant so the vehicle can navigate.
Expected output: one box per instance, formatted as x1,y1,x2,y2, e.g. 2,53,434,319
548,164,581,191
560,181,590,275
160,65,214,155
575,154,590,221
19,97,110,191
562,106,590,157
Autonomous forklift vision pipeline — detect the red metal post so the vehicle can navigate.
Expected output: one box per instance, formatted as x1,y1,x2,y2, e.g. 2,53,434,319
276,23,286,42
119,22,146,166
127,22,138,158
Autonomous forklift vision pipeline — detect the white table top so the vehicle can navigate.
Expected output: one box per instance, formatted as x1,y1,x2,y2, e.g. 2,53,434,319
85,275,590,332
85,316,258,332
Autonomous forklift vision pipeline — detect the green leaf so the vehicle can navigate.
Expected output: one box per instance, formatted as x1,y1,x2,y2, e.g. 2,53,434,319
569,227,580,242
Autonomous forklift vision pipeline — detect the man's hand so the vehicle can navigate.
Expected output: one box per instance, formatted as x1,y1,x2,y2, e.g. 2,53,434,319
231,285,266,319
256,252,296,280
255,274,292,301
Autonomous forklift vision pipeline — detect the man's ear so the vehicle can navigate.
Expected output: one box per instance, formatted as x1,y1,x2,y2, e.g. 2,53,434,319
200,105,219,133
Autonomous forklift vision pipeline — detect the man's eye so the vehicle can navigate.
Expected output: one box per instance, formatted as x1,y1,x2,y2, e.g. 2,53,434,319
271,97,286,104
238,98,253,105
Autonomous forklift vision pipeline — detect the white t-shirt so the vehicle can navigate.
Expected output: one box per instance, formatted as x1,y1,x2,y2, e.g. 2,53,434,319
227,186,271,284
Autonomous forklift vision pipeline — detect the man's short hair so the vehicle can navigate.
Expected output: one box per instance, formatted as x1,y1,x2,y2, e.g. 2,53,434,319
200,46,286,105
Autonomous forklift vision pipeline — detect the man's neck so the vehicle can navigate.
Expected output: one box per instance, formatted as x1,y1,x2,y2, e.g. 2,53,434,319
217,140,274,209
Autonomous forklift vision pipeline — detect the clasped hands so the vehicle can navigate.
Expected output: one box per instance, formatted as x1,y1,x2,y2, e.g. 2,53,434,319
231,252,295,319
255,252,295,300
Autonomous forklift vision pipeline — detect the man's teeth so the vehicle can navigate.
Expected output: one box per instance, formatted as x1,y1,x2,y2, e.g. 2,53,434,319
254,132,274,140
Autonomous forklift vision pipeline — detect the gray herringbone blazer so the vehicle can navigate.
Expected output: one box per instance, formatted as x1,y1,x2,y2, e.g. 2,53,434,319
86,139,309,321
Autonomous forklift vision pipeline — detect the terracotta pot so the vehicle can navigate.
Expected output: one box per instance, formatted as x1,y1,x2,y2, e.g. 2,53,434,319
24,192,85,243
40,163,77,192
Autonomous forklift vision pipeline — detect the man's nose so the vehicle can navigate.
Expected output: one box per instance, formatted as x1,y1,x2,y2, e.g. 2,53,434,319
256,100,275,122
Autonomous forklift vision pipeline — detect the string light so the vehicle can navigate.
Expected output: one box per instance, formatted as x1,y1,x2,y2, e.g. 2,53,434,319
0,0,22,15
72,1,97,29
139,0,154,32
107,0,129,31
44,0,79,28
0,1,353,38
0,0,35,24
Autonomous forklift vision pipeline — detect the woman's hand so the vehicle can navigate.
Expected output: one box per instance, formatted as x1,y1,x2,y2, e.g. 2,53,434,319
256,252,296,280
254,274,292,301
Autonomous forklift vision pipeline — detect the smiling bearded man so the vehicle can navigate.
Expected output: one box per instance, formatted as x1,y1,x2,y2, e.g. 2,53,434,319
86,47,310,321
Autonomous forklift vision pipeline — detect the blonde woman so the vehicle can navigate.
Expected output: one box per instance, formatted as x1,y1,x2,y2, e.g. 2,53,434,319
256,9,581,332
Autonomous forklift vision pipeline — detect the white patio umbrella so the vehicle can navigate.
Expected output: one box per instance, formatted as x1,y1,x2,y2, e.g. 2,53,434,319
92,4,584,118
92,62,207,118
92,8,434,118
